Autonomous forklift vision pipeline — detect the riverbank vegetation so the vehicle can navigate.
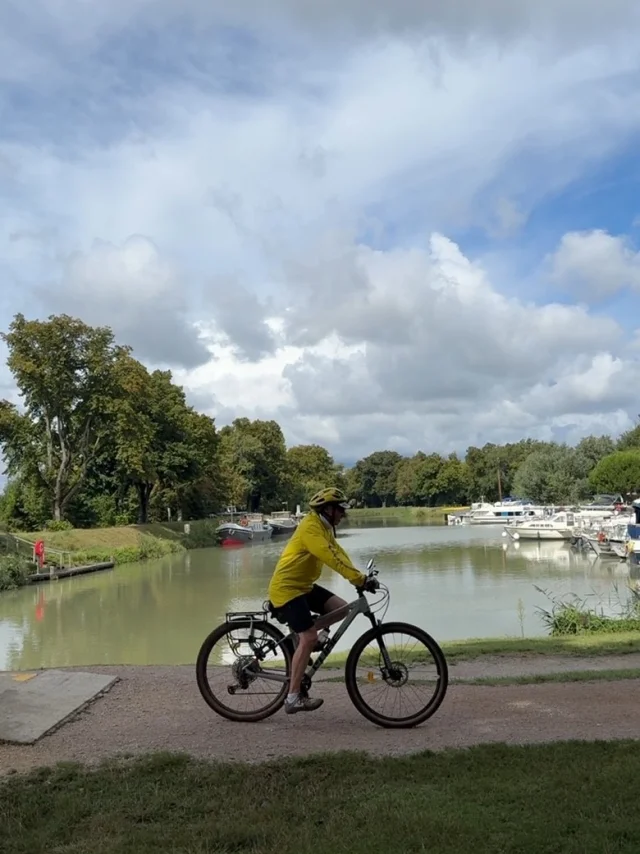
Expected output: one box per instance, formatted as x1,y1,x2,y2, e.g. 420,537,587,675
1,313,640,534
0,519,229,580
3,744,640,853
346,505,467,520
0,555,32,591
441,631,640,660
535,586,640,636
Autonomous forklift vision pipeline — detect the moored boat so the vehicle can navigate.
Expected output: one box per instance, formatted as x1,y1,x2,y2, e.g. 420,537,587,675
265,511,298,537
216,513,273,547
503,511,578,541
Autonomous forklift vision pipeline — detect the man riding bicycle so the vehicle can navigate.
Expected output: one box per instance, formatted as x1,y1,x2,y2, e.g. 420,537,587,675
268,486,370,715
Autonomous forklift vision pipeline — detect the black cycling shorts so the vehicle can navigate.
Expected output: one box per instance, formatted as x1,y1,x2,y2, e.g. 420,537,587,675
275,584,335,633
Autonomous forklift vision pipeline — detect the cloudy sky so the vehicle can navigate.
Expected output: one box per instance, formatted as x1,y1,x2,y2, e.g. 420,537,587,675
2,1,640,463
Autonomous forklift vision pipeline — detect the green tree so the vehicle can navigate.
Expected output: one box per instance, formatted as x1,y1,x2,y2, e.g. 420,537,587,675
465,439,550,502
219,418,288,511
395,453,426,505
0,314,126,521
433,454,470,505
512,445,591,504
347,451,404,507
618,420,640,451
589,451,640,497
0,477,50,531
286,444,337,508
109,356,220,523
575,435,616,468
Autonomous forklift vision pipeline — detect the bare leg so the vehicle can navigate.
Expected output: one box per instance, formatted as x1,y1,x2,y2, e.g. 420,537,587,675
314,594,349,630
285,596,348,715
289,626,317,695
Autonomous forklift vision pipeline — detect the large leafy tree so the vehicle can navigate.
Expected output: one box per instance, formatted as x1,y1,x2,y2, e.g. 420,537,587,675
618,419,640,451
0,314,126,521
109,356,219,523
219,418,288,511
589,451,640,498
512,444,592,505
394,452,470,506
347,450,404,507
575,435,616,468
465,439,550,502
286,444,339,507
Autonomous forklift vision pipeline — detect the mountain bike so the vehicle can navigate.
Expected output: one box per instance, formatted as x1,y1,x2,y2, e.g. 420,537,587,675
195,559,449,729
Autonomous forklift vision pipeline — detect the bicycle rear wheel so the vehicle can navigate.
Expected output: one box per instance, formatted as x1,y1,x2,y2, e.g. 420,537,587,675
196,620,292,722
344,621,448,728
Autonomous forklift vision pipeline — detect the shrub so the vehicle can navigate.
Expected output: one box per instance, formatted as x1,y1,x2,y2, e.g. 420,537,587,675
44,519,74,532
181,520,222,549
0,555,33,591
536,586,640,636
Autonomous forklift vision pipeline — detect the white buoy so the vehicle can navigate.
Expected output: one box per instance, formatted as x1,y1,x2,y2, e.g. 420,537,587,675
513,532,520,540
502,531,507,537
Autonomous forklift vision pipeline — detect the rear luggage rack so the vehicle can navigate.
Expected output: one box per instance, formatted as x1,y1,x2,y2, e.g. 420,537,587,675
226,610,269,623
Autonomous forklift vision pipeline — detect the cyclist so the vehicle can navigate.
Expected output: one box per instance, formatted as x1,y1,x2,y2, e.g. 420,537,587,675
268,486,368,715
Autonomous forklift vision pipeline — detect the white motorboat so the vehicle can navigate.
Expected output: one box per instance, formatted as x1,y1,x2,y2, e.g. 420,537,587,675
456,498,545,526
503,511,578,541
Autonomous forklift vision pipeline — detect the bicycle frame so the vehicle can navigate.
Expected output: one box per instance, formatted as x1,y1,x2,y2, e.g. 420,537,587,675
247,591,388,686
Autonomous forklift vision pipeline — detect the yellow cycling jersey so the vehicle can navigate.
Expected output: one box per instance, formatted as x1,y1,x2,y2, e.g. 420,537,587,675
268,511,366,607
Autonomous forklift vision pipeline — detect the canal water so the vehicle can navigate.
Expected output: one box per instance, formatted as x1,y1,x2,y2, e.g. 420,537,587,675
0,522,633,670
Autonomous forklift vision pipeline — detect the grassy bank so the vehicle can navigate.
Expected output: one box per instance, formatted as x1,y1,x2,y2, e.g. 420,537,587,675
12,519,224,568
442,631,640,659
4,743,640,853
347,504,467,521
459,668,640,686
318,631,640,668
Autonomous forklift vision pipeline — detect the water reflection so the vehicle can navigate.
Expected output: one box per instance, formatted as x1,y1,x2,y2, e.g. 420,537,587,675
0,524,634,669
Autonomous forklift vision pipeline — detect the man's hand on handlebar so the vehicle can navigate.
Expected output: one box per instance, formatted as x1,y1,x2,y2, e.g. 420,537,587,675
358,575,380,593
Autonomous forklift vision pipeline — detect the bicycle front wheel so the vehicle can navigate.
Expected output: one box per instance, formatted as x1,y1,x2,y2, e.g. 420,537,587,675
344,621,448,728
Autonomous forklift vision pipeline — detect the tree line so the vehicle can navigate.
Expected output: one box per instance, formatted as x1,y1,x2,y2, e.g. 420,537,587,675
0,314,639,532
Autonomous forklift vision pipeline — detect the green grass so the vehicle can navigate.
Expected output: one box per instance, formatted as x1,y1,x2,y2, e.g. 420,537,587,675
4,744,640,853
347,505,467,520
11,518,224,568
316,631,640,668
441,632,640,660
458,668,640,686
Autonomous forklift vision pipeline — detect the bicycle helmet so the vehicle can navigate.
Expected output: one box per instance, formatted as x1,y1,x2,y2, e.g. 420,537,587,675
309,486,350,510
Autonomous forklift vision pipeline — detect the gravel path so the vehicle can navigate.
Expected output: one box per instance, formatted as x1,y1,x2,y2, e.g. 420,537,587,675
1,655,640,773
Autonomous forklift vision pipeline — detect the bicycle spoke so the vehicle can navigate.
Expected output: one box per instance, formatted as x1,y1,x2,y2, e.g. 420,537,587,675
346,622,448,727
196,619,291,722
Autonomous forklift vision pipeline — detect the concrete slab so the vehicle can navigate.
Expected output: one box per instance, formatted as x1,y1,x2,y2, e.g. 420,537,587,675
0,669,117,745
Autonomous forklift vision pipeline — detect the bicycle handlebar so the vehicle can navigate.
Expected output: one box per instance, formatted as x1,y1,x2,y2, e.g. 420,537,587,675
357,560,380,594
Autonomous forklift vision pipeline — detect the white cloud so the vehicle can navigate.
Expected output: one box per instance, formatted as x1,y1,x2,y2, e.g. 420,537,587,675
37,236,210,368
549,229,640,299
174,235,639,459
1,3,640,459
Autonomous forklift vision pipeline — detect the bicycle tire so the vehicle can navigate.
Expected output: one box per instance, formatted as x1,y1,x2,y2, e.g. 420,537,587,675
344,621,449,729
196,620,292,723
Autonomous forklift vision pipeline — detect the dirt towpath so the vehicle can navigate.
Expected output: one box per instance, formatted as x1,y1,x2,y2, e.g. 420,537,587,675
2,655,640,774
